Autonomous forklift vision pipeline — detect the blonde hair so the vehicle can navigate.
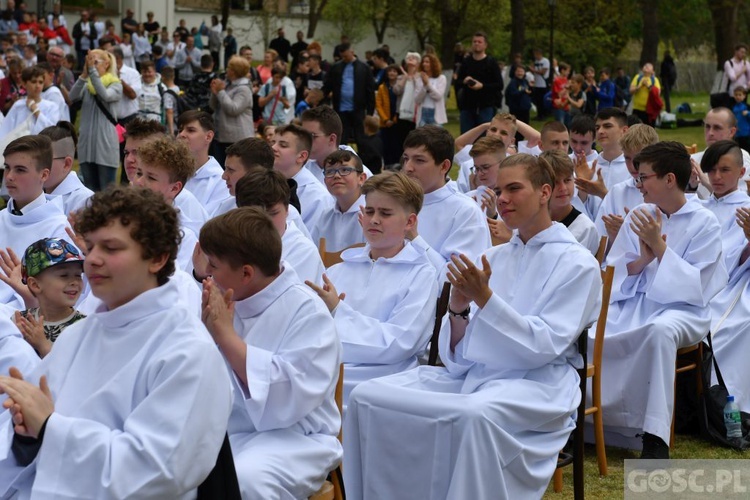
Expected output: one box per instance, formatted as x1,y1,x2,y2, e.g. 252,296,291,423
227,55,251,79
362,171,424,214
539,150,574,179
619,124,659,154
138,137,196,185
492,112,518,135
469,136,506,158
89,49,118,79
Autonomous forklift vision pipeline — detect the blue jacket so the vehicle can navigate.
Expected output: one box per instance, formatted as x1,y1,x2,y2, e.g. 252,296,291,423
596,79,616,110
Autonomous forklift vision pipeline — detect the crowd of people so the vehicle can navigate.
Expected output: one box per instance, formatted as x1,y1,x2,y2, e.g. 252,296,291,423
2,3,750,499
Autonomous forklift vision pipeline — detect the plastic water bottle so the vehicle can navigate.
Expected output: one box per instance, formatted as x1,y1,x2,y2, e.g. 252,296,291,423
724,395,743,439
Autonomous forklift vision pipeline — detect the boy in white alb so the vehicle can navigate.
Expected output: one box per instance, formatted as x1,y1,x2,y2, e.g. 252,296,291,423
0,304,40,388
272,123,334,232
568,115,599,166
600,142,727,458
595,124,659,252
177,110,230,215
307,172,437,404
575,108,630,219
540,150,599,254
39,63,70,122
199,207,341,499
0,186,233,498
39,123,93,216
401,125,491,278
312,149,367,253
465,136,506,220
0,135,71,309
0,66,60,137
233,168,325,285
344,153,602,499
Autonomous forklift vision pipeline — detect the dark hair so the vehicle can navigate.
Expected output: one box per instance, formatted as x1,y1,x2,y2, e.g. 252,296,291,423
124,117,166,140
75,186,180,286
275,123,313,153
596,107,628,127
111,46,124,60
300,105,343,145
199,206,281,276
569,115,596,138
139,60,155,72
634,141,691,191
200,54,214,69
473,31,488,42
235,168,290,209
3,135,52,172
21,65,45,82
39,121,78,149
700,139,744,174
160,66,175,80
178,110,215,133
323,149,363,172
225,138,275,170
338,42,351,53
540,120,568,137
373,48,389,61
403,125,454,165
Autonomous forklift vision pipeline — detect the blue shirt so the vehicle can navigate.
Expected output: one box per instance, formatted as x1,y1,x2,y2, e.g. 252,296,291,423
734,102,750,138
340,63,355,112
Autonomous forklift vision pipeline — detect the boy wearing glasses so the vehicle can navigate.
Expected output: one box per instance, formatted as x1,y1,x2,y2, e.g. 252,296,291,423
465,136,506,219
311,149,367,253
600,141,727,459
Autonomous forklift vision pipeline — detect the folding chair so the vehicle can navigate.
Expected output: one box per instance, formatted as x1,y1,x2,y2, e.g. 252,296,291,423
319,237,365,268
309,364,345,500
427,282,452,366
672,343,704,448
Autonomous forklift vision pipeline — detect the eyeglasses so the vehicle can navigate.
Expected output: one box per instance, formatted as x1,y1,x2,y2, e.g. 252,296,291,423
635,172,659,185
309,133,327,139
471,161,501,174
52,156,67,160
324,167,359,178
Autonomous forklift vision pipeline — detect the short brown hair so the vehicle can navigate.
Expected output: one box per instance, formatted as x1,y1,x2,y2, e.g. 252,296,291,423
498,153,556,191
492,112,518,135
137,137,196,185
469,136,506,158
324,149,363,172
403,125,454,165
3,135,52,172
139,60,155,72
539,150,574,179
235,168,290,209
300,105,343,145
364,115,379,135
199,206,281,276
276,123,312,153
178,109,215,133
540,120,569,140
362,171,423,214
619,124,659,154
21,65,46,82
75,185,180,285
225,138,275,171
124,116,166,140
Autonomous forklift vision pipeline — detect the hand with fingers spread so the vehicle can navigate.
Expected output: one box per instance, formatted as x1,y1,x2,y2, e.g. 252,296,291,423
689,159,711,192
737,207,750,241
14,311,51,357
446,253,493,309
357,205,366,229
0,367,54,439
630,207,666,258
306,274,345,313
602,207,629,244
479,188,498,219
65,212,87,256
201,278,235,341
575,167,608,199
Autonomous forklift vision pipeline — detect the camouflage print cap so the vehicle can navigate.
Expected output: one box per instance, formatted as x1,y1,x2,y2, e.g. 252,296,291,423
21,238,83,284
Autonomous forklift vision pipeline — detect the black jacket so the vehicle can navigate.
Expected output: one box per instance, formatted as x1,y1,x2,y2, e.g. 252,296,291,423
323,58,376,116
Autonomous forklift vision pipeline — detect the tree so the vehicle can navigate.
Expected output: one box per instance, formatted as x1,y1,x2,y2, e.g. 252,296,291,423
370,0,394,45
638,0,659,66
510,0,525,61
307,0,330,39
709,0,742,70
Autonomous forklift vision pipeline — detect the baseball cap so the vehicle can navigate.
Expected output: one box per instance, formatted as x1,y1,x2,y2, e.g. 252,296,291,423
22,238,84,284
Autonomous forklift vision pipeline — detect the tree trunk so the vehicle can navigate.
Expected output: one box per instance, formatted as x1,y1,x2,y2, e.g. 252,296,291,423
307,0,329,39
709,0,741,70
372,1,392,44
221,0,231,32
437,0,470,71
509,0,524,61
639,0,659,66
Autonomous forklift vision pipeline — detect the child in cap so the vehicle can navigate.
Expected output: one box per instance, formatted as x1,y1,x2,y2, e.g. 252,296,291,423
15,237,85,357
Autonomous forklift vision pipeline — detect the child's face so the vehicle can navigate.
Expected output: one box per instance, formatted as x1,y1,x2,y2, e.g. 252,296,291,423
708,152,745,198
401,145,448,194
550,174,574,212
560,67,570,77
514,66,525,79
363,190,414,251
45,143,71,189
83,220,165,310
585,69,595,79
123,136,149,182
301,119,334,163
471,153,502,189
221,155,247,196
569,131,594,157
141,65,156,84
735,90,746,103
387,68,398,82
29,262,83,308
635,161,666,206
496,165,551,234
541,130,570,153
569,80,581,92
623,148,640,178
271,132,305,174
262,126,276,144
177,120,213,156
3,152,48,207
203,254,248,300
263,201,289,235
323,160,365,200
24,76,44,99
132,163,181,201
600,72,609,81
271,73,283,86
486,119,515,148
596,117,626,150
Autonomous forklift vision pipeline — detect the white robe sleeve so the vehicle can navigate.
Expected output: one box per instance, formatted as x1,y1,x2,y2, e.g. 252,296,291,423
241,304,339,432
27,343,231,498
460,259,601,371
331,269,437,365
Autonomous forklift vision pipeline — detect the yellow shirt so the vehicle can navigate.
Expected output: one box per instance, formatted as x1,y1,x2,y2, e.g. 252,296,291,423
630,74,661,111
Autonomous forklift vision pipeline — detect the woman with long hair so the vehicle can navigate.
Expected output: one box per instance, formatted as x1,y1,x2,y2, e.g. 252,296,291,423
415,53,447,126
68,49,122,191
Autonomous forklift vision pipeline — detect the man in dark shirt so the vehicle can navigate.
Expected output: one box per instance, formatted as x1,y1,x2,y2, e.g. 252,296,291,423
269,27,291,63
121,9,138,36
290,30,308,68
456,31,503,133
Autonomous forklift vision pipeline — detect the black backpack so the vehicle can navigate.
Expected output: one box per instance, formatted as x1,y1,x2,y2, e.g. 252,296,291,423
184,71,216,114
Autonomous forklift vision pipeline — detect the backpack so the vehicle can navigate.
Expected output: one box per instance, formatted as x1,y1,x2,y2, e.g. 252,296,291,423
159,86,189,121
184,71,216,114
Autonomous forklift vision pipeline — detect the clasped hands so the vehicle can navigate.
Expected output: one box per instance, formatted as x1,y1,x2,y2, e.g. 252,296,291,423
0,367,54,439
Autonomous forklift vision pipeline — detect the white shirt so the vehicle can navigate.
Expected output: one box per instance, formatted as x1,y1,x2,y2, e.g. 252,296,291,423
0,98,60,137
291,166,334,232
116,63,142,119
184,156,230,216
174,188,209,236
312,194,366,253
281,222,325,285
42,85,70,122
48,171,94,216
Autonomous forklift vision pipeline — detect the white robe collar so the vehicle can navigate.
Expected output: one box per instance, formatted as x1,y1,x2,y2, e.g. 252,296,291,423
194,156,223,180
50,171,87,197
341,240,424,264
7,194,63,224
233,264,299,319
92,278,180,327
423,182,456,206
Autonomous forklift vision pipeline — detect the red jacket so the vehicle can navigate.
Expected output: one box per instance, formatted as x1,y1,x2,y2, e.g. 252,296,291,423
646,85,663,122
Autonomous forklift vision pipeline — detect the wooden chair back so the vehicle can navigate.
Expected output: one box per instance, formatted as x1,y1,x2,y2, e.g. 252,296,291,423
595,236,607,266
319,237,366,268
428,282,452,366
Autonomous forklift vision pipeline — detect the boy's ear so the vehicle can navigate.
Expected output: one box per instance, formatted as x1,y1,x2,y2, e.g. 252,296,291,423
241,264,255,284
26,276,42,295
168,180,183,200
148,252,170,276
40,167,51,183
297,150,310,165
63,157,74,173
439,158,452,176
357,172,367,185
405,212,418,232
539,183,552,205
206,129,215,142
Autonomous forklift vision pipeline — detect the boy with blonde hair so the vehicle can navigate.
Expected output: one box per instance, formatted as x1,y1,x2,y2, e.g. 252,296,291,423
307,171,437,404
199,207,341,499
540,150,599,254
466,136,506,219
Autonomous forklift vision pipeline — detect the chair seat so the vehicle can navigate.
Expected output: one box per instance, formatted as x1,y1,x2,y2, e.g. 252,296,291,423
309,481,334,500
586,363,595,378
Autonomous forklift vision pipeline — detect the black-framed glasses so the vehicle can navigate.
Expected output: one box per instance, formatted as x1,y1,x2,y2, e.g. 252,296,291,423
471,161,501,174
635,172,659,185
324,167,360,178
